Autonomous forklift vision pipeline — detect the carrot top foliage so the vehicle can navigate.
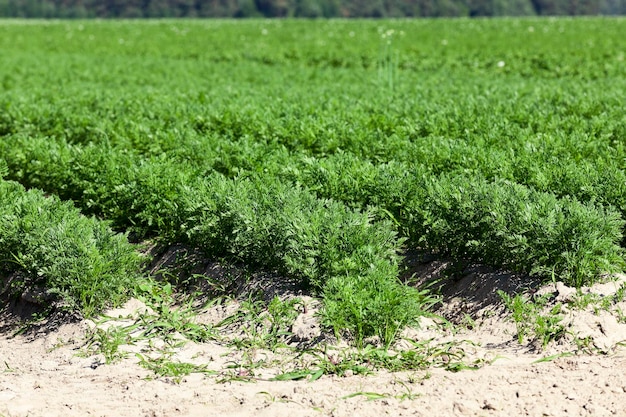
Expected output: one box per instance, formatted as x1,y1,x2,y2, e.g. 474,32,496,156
0,18,624,345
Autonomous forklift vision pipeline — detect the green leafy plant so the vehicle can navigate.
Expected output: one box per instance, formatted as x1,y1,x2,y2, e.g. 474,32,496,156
0,180,141,317
135,280,217,344
321,270,437,348
217,295,300,350
83,326,135,364
136,354,216,383
498,291,565,348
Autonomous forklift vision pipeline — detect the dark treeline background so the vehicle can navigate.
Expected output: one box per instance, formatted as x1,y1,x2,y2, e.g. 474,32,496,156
0,0,624,19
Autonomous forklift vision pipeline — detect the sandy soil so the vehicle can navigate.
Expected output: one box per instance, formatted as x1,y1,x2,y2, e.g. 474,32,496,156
2,258,626,417
1,321,625,417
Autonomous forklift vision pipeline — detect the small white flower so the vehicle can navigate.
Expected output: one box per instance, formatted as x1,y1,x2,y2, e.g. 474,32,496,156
382,29,395,40
497,61,505,68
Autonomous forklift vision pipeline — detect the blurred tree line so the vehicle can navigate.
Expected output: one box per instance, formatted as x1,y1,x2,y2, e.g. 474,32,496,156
0,0,623,18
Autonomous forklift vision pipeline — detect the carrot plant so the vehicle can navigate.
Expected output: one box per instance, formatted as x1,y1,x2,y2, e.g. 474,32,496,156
0,179,141,316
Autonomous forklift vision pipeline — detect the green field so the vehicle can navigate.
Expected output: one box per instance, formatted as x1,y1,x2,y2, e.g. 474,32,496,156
1,17,625,347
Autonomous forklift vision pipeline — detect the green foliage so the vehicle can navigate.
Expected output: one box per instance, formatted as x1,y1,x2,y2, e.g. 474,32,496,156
217,295,301,350
136,281,216,343
80,280,220,380
0,180,140,316
498,291,566,347
321,268,437,348
83,326,135,363
297,339,475,379
1,19,625,346
136,354,216,383
287,155,625,286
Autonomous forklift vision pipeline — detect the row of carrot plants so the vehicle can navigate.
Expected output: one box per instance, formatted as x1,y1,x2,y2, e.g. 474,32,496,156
0,137,430,347
0,161,140,316
2,72,624,220
2,133,624,289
